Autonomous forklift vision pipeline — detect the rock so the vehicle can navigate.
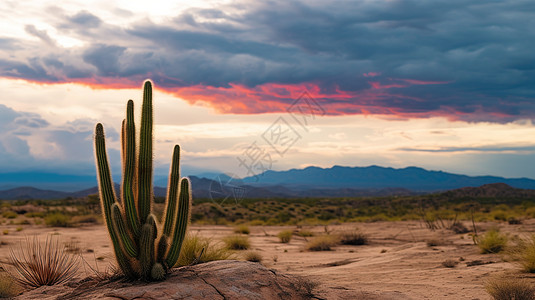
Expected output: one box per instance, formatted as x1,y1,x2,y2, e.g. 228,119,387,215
15,260,315,300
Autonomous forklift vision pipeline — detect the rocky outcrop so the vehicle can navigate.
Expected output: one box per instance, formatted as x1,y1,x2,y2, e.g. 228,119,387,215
15,260,315,300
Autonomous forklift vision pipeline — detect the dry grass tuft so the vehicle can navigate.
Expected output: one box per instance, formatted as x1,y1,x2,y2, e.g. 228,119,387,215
277,230,293,243
508,234,535,273
6,235,79,287
478,229,508,254
177,234,233,266
305,235,340,251
339,229,368,245
244,251,263,263
485,276,535,300
223,235,251,250
233,225,250,235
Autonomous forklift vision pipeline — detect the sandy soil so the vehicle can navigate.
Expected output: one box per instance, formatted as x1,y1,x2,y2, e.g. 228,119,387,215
1,220,534,299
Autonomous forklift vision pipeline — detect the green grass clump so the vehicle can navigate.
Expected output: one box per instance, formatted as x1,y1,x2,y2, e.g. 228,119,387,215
233,224,250,235
478,229,508,254
0,272,20,298
223,235,250,250
277,230,293,243
339,229,368,245
244,251,263,263
177,234,232,266
44,213,71,227
509,235,535,273
485,276,535,300
305,235,340,251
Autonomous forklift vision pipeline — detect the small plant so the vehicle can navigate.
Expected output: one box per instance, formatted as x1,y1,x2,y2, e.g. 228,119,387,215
277,230,293,243
485,276,535,300
0,272,20,298
3,229,8,235
2,211,17,219
44,213,71,227
509,234,535,273
16,226,23,232
305,235,339,251
442,259,458,268
234,225,250,235
177,234,232,266
6,236,79,287
339,229,368,245
478,229,508,254
94,81,191,281
223,235,250,250
244,251,263,263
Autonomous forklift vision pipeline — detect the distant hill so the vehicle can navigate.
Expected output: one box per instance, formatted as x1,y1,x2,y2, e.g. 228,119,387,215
242,165,535,192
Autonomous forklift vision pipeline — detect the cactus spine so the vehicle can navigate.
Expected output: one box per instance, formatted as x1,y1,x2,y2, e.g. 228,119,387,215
94,80,191,280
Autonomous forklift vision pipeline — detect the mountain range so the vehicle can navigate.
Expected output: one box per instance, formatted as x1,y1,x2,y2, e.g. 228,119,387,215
1,165,534,200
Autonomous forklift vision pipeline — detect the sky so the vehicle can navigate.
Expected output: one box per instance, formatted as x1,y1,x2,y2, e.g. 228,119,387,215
1,0,535,183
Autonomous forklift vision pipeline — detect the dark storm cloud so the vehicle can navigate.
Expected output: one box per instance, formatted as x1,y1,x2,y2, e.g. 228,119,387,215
1,0,535,121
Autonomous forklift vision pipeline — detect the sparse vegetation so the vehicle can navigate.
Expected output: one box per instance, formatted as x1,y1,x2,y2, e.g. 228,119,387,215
177,234,232,266
442,259,458,268
244,251,263,263
509,235,535,273
306,235,340,251
277,230,293,243
44,212,71,227
339,229,368,245
234,224,250,234
7,236,79,287
478,229,508,254
223,235,251,250
2,211,18,219
296,230,314,237
485,276,535,300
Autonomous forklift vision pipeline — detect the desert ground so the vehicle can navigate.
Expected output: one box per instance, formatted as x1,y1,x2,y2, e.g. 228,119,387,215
1,219,531,299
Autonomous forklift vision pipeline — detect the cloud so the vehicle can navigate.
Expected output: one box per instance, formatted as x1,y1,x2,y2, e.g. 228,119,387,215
0,0,534,122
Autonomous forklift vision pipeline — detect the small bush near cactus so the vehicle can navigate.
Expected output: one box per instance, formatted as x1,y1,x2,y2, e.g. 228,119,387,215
485,276,535,300
234,225,250,235
44,213,71,227
0,272,20,298
244,251,263,263
339,229,368,245
277,230,293,243
478,229,508,254
223,235,250,250
177,234,232,266
305,235,340,251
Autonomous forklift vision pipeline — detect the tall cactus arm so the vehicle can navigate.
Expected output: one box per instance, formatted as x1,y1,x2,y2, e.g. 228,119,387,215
111,203,138,258
122,100,140,238
138,81,153,224
163,145,181,236
95,123,137,278
140,223,155,279
165,178,191,268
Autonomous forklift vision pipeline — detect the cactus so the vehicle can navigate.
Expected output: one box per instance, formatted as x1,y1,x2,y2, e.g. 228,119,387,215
94,80,191,280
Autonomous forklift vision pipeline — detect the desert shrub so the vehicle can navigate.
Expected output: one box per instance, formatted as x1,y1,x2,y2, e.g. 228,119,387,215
25,212,45,218
0,272,20,298
6,236,79,287
442,259,458,268
277,230,293,243
295,230,314,237
2,211,17,219
305,235,340,251
509,235,535,273
177,234,232,266
508,217,522,225
71,214,99,225
3,229,8,235
44,213,71,227
478,229,508,254
485,276,535,300
234,224,250,235
16,226,23,232
223,235,250,250
244,251,263,263
339,229,368,245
